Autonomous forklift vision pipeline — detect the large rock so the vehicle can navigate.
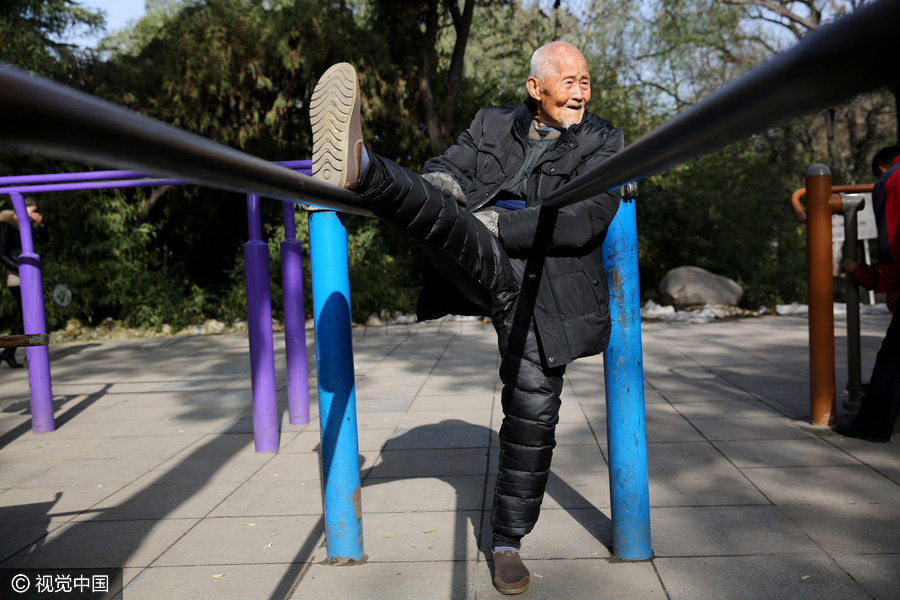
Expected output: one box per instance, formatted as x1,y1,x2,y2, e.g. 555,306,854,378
658,266,743,308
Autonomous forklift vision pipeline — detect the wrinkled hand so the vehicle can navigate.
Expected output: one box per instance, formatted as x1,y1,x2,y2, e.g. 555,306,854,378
842,259,857,273
421,171,465,205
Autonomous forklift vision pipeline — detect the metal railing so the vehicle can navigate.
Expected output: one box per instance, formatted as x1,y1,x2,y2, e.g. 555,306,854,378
0,164,315,452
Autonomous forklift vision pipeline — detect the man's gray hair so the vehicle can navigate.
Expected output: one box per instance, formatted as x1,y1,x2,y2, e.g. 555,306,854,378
529,41,581,80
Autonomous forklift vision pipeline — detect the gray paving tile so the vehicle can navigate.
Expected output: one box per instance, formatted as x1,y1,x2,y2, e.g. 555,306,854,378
646,419,705,443
0,436,108,462
209,479,323,517
742,465,900,505
674,398,781,420
355,397,414,412
77,481,238,521
385,425,493,450
19,458,162,488
249,453,326,482
690,417,815,441
0,485,124,524
155,515,323,566
546,422,601,446
81,434,201,461
655,555,872,600
714,438,861,468
125,563,308,600
780,504,900,553
647,442,768,507
361,475,486,513
1,518,199,569
542,470,611,510
1,520,65,561
509,508,613,559
474,558,667,600
144,434,274,484
360,510,482,561
355,375,429,398
367,448,488,478
832,553,900,600
651,506,820,556
297,560,477,600
406,393,495,411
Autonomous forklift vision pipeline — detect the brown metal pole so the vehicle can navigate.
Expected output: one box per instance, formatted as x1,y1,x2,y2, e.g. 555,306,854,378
806,164,836,426
0,333,49,348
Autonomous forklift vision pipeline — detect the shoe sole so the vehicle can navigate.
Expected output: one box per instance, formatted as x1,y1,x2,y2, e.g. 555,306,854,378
310,63,358,188
494,583,529,595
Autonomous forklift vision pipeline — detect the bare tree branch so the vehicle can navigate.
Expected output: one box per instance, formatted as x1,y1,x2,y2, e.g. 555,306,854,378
137,185,170,224
719,0,819,31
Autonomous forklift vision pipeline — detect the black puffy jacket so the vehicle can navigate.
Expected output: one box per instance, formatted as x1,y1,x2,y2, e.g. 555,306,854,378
418,98,624,367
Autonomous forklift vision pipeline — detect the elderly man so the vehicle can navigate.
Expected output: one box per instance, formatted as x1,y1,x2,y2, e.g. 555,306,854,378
310,41,623,594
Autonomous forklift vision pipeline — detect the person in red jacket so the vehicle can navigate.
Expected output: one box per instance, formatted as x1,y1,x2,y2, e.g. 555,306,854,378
837,145,900,442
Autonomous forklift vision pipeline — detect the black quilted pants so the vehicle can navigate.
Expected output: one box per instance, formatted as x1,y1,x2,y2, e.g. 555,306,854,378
357,154,564,546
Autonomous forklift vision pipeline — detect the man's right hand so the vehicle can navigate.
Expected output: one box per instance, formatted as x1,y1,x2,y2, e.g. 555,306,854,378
421,171,465,205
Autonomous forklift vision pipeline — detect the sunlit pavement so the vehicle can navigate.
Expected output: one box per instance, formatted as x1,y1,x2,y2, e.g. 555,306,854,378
1,312,898,599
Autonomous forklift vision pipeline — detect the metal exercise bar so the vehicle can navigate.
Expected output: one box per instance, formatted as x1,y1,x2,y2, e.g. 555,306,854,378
0,66,369,217
600,196,651,559
544,0,900,210
308,211,364,564
8,192,54,433
244,193,280,453
3,164,314,444
0,160,311,187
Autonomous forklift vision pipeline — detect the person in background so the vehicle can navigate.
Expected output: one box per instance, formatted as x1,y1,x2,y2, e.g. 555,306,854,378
838,145,900,442
0,196,49,368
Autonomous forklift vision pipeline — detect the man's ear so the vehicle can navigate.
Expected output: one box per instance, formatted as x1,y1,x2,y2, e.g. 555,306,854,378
526,77,541,101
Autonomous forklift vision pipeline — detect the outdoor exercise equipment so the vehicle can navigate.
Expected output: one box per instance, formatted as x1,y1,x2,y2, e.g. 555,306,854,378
791,178,875,425
0,164,314,451
0,0,898,565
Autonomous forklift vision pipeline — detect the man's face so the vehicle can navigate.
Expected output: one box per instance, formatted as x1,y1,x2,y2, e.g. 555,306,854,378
528,48,591,129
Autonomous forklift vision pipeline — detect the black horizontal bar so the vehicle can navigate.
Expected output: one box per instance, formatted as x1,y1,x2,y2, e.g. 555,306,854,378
0,0,897,219
0,64,371,217
544,0,900,209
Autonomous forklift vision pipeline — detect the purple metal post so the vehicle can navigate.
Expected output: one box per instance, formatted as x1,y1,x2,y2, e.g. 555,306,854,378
244,193,279,453
8,193,54,433
281,201,310,425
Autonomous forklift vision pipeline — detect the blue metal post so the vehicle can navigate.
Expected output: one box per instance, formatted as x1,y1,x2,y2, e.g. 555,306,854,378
601,196,652,560
308,210,364,563
281,201,310,425
9,192,54,434
244,193,279,453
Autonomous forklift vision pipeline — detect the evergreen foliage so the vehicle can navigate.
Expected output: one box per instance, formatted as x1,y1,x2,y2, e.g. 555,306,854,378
0,0,894,332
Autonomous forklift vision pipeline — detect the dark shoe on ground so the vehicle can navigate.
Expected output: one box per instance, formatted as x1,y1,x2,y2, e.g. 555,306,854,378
492,549,530,595
834,419,889,443
310,62,364,189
